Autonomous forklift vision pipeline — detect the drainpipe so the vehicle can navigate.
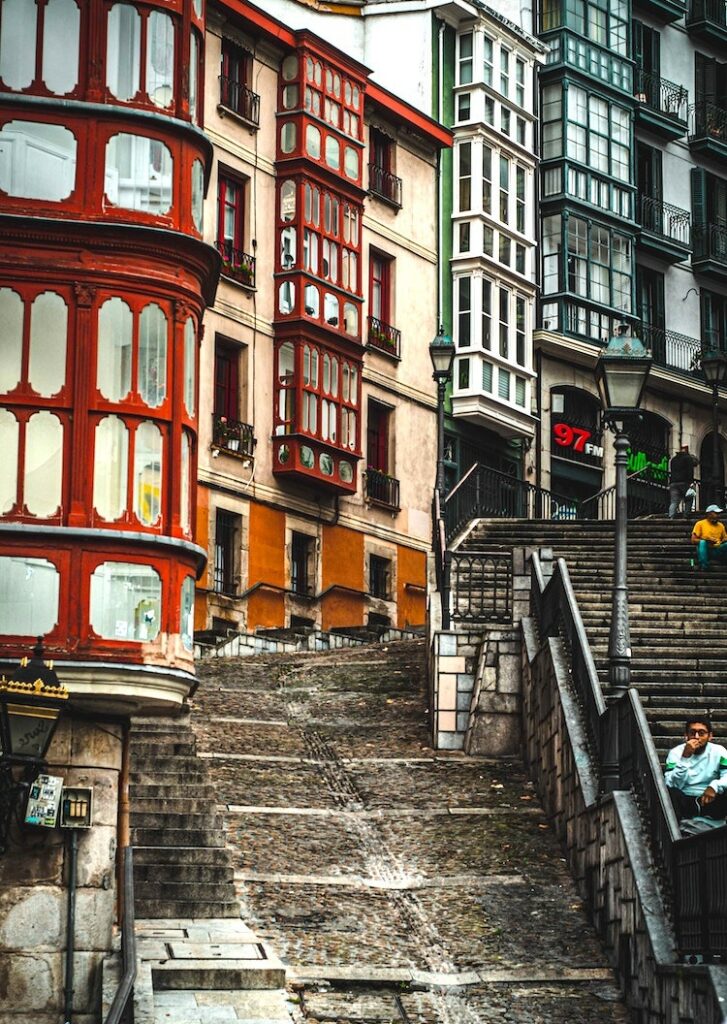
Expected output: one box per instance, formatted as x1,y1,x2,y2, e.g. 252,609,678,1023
63,829,79,1024
437,18,445,325
117,722,130,917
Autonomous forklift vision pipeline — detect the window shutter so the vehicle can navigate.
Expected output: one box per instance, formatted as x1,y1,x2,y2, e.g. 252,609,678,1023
692,167,707,228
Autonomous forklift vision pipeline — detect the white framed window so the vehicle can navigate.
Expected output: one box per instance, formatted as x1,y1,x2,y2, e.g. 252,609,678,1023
458,32,473,85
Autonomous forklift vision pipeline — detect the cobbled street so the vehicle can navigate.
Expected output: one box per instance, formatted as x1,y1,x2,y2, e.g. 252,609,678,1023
192,640,629,1024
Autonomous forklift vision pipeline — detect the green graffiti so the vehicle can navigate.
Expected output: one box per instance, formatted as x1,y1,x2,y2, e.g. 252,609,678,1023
626,449,668,483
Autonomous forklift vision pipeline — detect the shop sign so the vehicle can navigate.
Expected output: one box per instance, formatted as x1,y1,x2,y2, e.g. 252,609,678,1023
552,422,604,460
626,449,668,482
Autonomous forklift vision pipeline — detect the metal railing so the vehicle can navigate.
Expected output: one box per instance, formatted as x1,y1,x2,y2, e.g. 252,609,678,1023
635,70,688,123
689,101,727,145
693,223,727,265
638,196,691,249
368,163,402,207
365,469,400,509
212,414,256,457
104,847,136,1024
219,75,260,126
637,323,702,377
367,315,401,358
215,240,256,288
449,551,512,623
578,468,669,521
687,0,727,28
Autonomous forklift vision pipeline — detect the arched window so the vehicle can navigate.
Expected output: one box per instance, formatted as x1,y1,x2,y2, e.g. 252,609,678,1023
42,0,80,95
306,124,321,160
138,304,167,407
29,291,67,397
105,134,173,215
0,121,76,201
93,416,128,521
97,297,133,401
184,317,196,416
90,561,161,641
189,30,199,123
147,11,174,108
0,557,59,636
0,288,23,393
191,160,204,233
181,575,195,651
276,342,295,434
180,431,191,533
0,409,19,513
280,180,296,221
280,122,296,154
107,5,141,101
24,411,63,517
133,421,162,525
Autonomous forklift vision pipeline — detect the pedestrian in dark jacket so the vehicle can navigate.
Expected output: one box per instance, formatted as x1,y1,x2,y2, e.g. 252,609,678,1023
668,444,698,518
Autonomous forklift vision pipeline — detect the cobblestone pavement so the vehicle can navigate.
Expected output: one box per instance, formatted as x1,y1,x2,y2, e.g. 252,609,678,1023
193,641,629,1024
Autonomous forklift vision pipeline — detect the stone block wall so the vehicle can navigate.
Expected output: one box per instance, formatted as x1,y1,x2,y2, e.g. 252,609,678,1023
522,620,727,1022
0,717,122,1024
429,630,479,750
463,627,522,755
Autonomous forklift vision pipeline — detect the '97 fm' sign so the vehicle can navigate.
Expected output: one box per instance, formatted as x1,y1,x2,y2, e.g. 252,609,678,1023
553,422,604,459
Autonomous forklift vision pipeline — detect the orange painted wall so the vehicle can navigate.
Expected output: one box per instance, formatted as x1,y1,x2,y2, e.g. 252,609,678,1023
194,487,210,629
321,524,365,630
397,544,427,628
247,589,286,629
246,503,287,628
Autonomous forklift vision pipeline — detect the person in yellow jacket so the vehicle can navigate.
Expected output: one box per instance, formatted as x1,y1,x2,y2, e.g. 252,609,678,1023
692,505,727,570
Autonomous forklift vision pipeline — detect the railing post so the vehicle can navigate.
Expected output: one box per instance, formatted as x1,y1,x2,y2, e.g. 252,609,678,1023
442,550,452,631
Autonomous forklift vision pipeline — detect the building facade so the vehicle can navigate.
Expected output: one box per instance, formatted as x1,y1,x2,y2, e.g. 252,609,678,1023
196,1,451,636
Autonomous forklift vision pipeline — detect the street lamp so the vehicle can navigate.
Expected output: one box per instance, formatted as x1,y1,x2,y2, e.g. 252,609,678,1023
595,329,652,696
0,637,68,853
429,324,455,507
700,348,727,506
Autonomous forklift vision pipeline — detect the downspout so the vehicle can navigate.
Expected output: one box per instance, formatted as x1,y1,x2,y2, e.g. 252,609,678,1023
63,829,79,1024
117,723,130,912
437,18,445,325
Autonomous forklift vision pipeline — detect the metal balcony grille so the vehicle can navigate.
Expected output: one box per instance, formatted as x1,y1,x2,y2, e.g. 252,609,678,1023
215,240,256,288
368,164,402,208
367,316,401,358
219,75,260,126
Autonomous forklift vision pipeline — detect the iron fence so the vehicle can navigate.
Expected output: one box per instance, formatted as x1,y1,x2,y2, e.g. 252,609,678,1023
215,240,256,288
219,75,261,125
449,551,512,624
368,163,402,207
635,70,688,122
367,315,401,358
365,469,400,508
638,196,691,248
212,414,256,457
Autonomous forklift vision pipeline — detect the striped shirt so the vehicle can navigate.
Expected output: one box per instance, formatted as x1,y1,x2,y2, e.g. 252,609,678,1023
665,742,727,796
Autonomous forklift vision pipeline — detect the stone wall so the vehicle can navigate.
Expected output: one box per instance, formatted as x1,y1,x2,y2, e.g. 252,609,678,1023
522,620,727,1023
429,629,479,750
0,717,122,1024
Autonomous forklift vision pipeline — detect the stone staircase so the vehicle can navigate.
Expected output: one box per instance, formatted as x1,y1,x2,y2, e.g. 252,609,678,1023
456,517,727,759
129,714,240,919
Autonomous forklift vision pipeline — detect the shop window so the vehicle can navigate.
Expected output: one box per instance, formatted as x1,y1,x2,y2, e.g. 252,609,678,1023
290,532,315,596
0,556,59,636
105,134,173,215
184,317,196,417
29,291,67,397
369,555,391,600
0,120,76,201
24,411,62,517
97,298,133,402
0,0,79,95
0,409,19,513
0,288,23,393
138,303,167,407
191,160,204,233
367,401,390,473
90,561,162,641
93,415,128,522
181,576,195,650
214,509,240,595
180,431,191,534
133,421,162,526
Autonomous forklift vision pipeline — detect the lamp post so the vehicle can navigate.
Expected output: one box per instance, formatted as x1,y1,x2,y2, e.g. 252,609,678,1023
429,324,455,508
0,637,68,853
700,348,727,506
595,329,652,697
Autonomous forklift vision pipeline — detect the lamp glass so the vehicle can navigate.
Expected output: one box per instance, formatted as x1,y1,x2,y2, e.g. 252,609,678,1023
701,351,727,386
429,328,454,378
5,702,61,760
596,333,651,413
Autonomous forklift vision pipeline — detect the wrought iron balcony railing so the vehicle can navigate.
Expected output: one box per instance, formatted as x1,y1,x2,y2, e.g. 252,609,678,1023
212,415,256,457
693,223,727,265
637,196,691,248
365,469,400,509
689,101,727,144
368,163,402,208
367,316,401,358
219,75,260,126
634,70,688,122
215,240,256,288
636,323,702,377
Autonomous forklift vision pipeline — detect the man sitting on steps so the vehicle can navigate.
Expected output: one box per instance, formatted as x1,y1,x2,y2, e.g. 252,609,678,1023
692,505,727,570
665,716,727,824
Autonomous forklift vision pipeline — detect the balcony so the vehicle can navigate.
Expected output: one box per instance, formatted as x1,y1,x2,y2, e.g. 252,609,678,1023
633,0,686,21
368,163,402,209
212,415,256,458
367,316,401,359
637,323,702,378
216,241,256,288
365,469,400,510
218,75,260,127
634,71,688,139
686,0,727,43
692,223,727,280
688,102,727,159
636,196,691,263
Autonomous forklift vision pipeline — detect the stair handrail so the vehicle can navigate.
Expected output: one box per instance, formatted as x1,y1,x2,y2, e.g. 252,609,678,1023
104,846,136,1024
579,465,670,521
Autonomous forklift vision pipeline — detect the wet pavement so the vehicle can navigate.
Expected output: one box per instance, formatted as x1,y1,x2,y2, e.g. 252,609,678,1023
193,641,629,1023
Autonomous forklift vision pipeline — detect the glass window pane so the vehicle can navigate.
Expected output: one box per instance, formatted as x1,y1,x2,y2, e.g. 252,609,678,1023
24,411,63,517
97,297,132,401
180,430,191,533
325,136,340,169
138,303,167,407
93,415,128,521
90,561,161,641
306,124,321,159
189,30,198,123
42,0,80,95
105,134,173,214
107,4,140,101
0,409,18,513
181,575,194,651
29,291,67,397
0,288,23,393
0,557,59,636
184,317,196,416
134,421,162,525
0,121,77,201
191,159,204,232
0,0,37,90
147,11,174,108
